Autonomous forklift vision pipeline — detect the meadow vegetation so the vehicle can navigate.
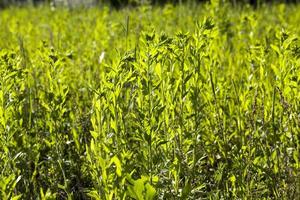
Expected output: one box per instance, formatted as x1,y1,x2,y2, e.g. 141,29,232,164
0,1,300,199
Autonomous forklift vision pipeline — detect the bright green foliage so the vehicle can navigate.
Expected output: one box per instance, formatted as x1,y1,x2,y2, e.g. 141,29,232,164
0,2,300,199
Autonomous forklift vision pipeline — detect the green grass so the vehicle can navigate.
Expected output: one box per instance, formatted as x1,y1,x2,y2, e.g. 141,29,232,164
0,1,300,199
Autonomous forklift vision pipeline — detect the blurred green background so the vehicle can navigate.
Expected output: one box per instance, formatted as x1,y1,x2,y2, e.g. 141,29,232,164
0,0,299,9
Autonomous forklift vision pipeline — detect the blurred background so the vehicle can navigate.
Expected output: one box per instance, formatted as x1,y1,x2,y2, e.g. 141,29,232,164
0,0,299,9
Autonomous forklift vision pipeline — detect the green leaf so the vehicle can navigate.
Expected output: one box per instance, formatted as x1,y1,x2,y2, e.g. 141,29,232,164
145,183,156,200
181,180,192,199
110,156,122,177
229,175,236,183
154,63,162,78
270,44,281,56
283,35,298,50
11,195,23,200
271,64,280,78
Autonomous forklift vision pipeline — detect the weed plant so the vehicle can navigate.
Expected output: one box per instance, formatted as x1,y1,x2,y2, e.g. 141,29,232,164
0,1,299,199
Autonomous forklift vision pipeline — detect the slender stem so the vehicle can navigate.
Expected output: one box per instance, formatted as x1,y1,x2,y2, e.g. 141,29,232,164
147,48,153,184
